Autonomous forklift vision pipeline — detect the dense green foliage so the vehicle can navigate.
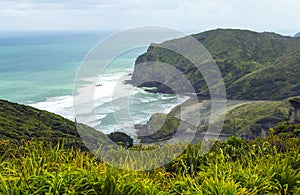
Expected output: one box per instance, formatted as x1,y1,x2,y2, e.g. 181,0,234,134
0,99,131,150
222,100,290,136
137,113,181,143
226,51,300,100
273,121,300,137
0,134,300,194
131,29,300,100
108,132,133,147
0,99,84,147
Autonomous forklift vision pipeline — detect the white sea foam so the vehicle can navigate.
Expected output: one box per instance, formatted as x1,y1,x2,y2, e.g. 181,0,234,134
29,95,75,120
28,66,189,136
29,90,188,135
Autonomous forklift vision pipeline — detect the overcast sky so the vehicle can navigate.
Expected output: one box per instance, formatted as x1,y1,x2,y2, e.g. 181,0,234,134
0,0,299,35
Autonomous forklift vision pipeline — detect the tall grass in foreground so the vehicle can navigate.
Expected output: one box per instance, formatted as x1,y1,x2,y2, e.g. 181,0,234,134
0,136,300,194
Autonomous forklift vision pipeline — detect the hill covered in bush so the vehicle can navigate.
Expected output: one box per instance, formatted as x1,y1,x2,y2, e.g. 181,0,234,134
130,29,300,100
0,99,133,150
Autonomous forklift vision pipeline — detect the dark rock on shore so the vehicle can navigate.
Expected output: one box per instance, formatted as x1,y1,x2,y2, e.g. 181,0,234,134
289,97,300,124
108,132,133,147
136,113,203,144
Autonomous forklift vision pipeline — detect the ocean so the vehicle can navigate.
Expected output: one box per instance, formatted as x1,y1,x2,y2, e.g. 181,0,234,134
0,31,186,137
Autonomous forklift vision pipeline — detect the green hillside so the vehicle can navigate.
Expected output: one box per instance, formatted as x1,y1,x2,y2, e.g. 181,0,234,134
0,99,78,141
1,126,300,194
0,99,113,150
227,51,300,100
136,99,291,144
130,29,300,100
221,100,290,137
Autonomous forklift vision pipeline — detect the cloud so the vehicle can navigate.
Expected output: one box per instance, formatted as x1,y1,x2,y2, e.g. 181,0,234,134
0,0,188,12
0,0,298,35
0,0,109,11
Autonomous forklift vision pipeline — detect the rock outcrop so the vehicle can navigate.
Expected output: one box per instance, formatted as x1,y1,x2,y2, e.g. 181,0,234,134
108,132,133,147
136,113,197,144
289,98,300,124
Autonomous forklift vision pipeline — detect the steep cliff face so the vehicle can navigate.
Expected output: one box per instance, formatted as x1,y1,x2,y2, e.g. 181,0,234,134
290,98,300,124
130,29,300,100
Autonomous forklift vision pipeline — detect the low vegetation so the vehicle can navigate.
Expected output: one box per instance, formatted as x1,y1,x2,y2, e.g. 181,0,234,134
0,99,299,194
222,100,290,137
1,98,299,194
0,131,300,194
136,98,291,143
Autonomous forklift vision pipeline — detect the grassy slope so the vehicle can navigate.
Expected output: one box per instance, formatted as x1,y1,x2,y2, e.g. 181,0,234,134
1,134,300,194
0,99,78,141
227,50,300,100
137,111,208,144
222,100,290,136
131,29,300,100
0,99,109,150
137,99,291,143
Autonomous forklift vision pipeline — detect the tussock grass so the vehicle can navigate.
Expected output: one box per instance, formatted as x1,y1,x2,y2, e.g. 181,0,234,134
0,136,300,194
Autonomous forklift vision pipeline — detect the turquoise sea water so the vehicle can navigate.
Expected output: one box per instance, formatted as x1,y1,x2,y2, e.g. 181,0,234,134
0,31,108,103
0,31,187,136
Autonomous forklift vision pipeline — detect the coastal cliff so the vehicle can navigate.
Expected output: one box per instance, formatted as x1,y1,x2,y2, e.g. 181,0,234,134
130,29,300,143
130,29,300,100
